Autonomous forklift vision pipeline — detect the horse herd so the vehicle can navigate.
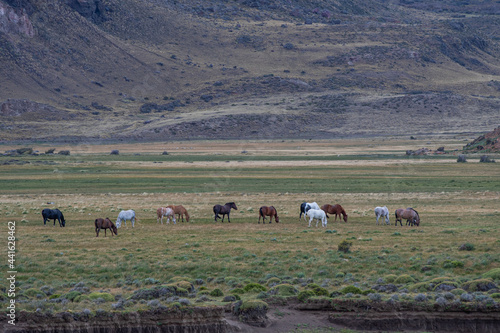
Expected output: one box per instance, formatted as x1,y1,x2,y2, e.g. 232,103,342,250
40,201,420,237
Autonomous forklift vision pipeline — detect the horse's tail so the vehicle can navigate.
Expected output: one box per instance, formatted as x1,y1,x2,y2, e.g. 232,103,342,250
259,206,264,218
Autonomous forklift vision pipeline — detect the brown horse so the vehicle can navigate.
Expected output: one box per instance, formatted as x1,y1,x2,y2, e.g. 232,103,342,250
95,218,117,237
321,204,348,223
395,208,420,226
167,205,190,222
213,202,237,222
258,206,279,224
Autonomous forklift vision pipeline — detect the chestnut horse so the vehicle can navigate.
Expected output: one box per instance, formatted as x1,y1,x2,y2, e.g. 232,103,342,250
258,206,279,224
167,205,190,222
321,204,348,223
95,218,117,237
157,207,176,224
395,208,420,226
213,202,237,222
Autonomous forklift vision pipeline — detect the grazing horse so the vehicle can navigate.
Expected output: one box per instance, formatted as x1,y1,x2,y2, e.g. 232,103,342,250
321,204,348,223
374,206,390,225
157,207,176,224
213,202,237,222
95,218,117,237
258,206,279,224
167,205,190,222
299,202,320,221
306,208,328,228
116,210,136,228
395,208,420,226
42,208,66,227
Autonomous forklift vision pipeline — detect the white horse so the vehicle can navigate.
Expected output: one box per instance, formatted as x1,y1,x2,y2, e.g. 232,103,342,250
374,206,390,225
116,209,136,228
157,207,176,225
306,208,327,227
300,202,321,221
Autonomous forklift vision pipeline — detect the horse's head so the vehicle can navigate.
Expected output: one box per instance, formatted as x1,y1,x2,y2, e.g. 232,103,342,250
230,202,238,210
112,225,118,235
343,214,348,223
275,215,280,223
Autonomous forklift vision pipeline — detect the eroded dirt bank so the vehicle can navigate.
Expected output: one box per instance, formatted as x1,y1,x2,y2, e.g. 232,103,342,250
3,302,500,333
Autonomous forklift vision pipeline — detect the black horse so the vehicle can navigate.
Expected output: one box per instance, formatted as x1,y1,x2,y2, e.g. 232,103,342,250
42,208,66,227
213,202,238,222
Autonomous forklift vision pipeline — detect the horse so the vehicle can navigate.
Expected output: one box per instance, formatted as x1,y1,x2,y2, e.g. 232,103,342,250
157,207,176,224
374,206,390,225
321,204,348,223
42,208,66,227
116,209,136,228
395,208,420,227
299,202,320,221
213,202,237,222
258,206,279,224
306,208,328,228
166,205,190,222
95,218,117,237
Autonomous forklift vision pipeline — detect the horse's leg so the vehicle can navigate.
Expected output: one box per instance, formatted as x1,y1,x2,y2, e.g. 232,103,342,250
173,215,176,225
227,212,231,223
96,226,99,237
308,216,312,227
104,228,107,237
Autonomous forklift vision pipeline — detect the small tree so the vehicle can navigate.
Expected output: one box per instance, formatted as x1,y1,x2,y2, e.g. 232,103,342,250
457,154,467,163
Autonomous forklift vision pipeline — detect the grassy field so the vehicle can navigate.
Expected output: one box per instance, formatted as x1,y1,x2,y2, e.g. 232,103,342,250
1,139,499,322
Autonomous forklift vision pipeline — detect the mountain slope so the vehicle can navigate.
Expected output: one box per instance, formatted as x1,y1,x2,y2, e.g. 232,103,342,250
1,0,499,142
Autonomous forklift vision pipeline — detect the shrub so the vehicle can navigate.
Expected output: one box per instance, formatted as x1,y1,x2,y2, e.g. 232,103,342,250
433,282,459,292
369,293,382,302
48,294,61,300
409,282,430,292
88,292,115,302
443,260,464,268
297,290,315,302
269,284,298,296
62,291,82,301
243,283,267,293
230,288,245,295
384,274,398,283
306,283,329,297
167,280,194,292
483,268,500,280
414,293,427,302
239,299,269,312
74,295,91,302
209,288,224,297
462,278,497,292
340,285,363,295
457,155,467,163
490,293,500,299
24,288,43,297
338,239,352,253
458,243,475,251
266,277,281,286
460,293,473,302
394,275,415,284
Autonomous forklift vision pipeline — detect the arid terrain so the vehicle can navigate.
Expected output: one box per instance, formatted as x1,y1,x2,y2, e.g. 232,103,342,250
1,0,500,142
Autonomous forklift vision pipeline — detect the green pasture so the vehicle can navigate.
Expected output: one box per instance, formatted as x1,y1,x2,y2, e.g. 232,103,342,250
0,147,499,318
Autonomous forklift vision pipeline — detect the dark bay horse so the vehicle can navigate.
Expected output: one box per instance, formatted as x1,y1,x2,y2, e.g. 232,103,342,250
321,204,348,223
167,204,190,222
213,202,237,222
42,208,66,227
258,206,279,224
95,218,118,237
395,208,420,226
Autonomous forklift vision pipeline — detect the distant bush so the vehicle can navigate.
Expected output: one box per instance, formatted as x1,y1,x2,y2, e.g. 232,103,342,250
297,290,315,302
88,292,114,302
384,274,398,283
269,284,298,296
479,155,495,163
340,285,363,295
458,243,475,251
209,288,224,297
243,283,267,293
462,278,496,292
306,283,329,297
483,268,500,280
338,239,352,253
457,154,467,163
394,275,415,284
443,260,464,268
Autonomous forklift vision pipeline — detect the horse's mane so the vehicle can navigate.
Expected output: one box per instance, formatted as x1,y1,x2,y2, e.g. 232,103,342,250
409,207,419,217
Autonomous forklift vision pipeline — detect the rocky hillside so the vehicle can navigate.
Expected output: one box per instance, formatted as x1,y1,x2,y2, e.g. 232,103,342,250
463,126,500,153
1,0,499,142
